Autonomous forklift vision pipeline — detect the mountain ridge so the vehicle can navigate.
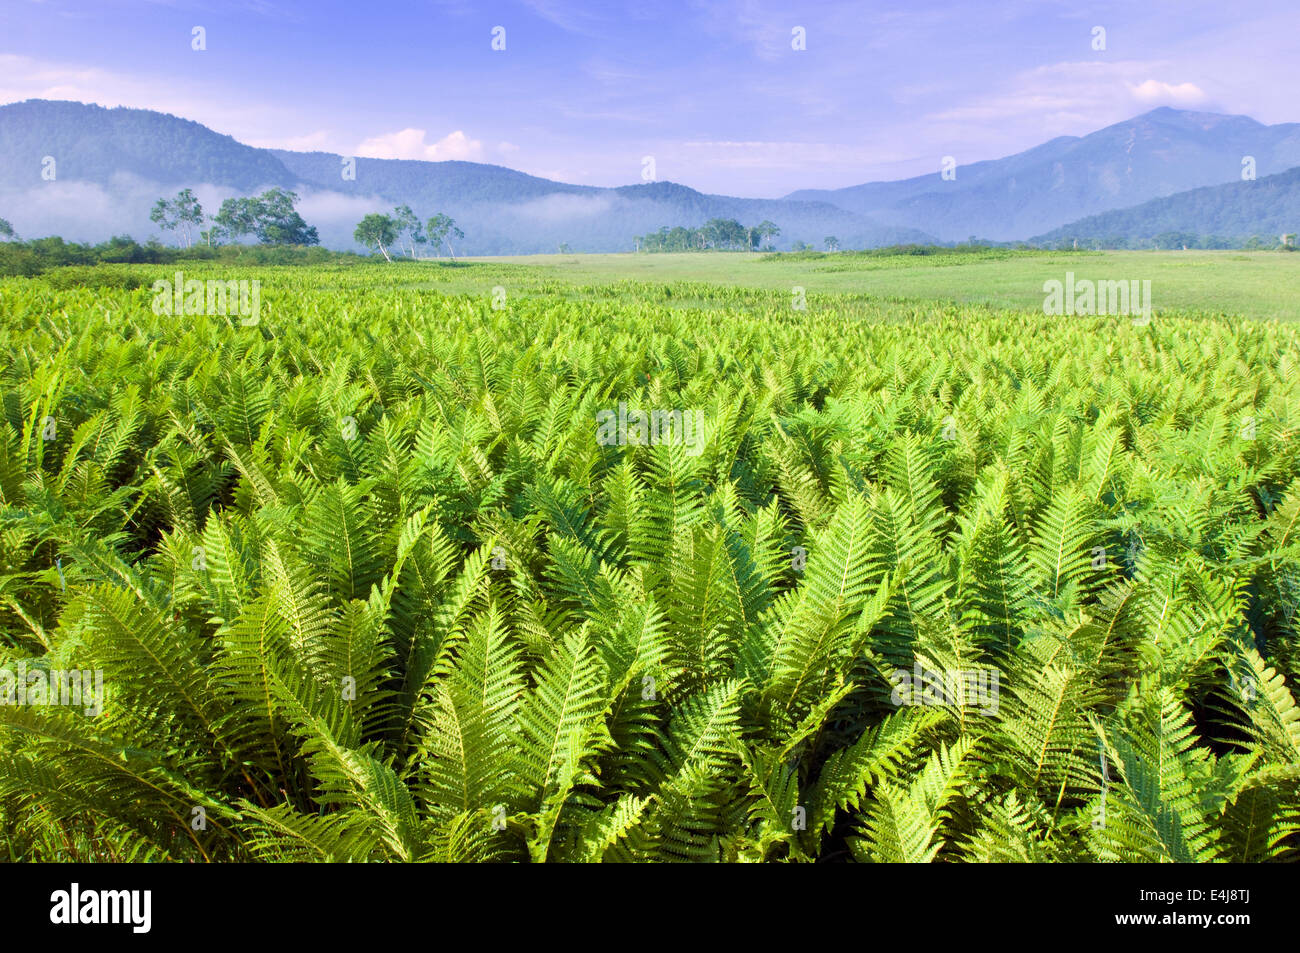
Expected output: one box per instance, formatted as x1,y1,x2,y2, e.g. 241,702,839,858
1032,163,1300,246
785,106,1300,240
2,99,1298,251
0,99,934,252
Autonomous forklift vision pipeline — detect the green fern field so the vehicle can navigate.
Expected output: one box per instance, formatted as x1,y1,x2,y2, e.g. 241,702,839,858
1,263,1298,863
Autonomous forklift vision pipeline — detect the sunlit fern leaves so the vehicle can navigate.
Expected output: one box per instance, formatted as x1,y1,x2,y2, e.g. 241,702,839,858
2,269,1298,862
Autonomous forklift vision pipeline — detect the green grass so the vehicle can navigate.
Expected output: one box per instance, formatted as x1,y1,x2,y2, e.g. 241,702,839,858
1,260,1298,862
456,249,1300,320
15,247,1296,320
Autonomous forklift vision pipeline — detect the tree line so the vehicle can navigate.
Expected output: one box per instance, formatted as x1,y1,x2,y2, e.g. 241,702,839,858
353,208,464,261
634,220,848,253
151,188,320,246
635,219,781,252
148,190,470,261
1045,231,1298,251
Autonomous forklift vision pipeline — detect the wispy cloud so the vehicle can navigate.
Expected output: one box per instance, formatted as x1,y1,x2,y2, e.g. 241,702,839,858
924,59,1220,142
516,0,613,36
3,0,1297,196
355,128,484,161
680,140,920,171
245,130,335,152
1128,79,1207,105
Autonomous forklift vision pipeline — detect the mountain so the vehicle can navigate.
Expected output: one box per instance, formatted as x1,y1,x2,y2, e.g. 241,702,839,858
0,100,932,253
5,99,1297,252
270,152,930,253
0,99,298,191
787,107,1300,241
1032,164,1300,246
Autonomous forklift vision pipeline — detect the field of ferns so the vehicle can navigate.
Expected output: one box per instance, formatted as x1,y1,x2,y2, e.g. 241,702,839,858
1,261,1298,863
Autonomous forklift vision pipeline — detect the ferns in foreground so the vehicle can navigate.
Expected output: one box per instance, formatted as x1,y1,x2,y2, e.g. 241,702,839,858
0,264,1297,862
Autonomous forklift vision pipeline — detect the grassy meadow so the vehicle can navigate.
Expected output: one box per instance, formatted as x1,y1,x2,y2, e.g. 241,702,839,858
0,250,1297,862
456,248,1300,321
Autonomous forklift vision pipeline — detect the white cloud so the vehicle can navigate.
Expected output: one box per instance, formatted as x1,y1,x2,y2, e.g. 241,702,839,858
927,60,1160,125
512,193,612,222
1127,80,1207,105
680,140,918,172
0,175,277,244
244,130,336,152
355,128,484,161
294,188,390,224
918,60,1224,163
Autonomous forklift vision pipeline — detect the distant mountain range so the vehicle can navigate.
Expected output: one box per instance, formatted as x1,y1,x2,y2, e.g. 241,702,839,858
269,151,932,253
787,107,1300,241
1032,164,1300,245
0,100,930,253
1,99,1298,253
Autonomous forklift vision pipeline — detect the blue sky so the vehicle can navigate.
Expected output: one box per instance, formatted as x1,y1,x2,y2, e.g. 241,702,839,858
3,0,1297,196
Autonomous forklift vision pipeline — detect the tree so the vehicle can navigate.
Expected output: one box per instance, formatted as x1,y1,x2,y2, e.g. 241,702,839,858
824,236,839,252
1153,230,1199,251
0,217,16,241
425,214,464,258
253,188,319,245
176,189,205,246
149,197,176,245
150,189,204,248
354,213,399,262
393,205,424,258
696,219,746,250
635,219,788,253
212,190,318,247
213,196,259,245
718,219,747,250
